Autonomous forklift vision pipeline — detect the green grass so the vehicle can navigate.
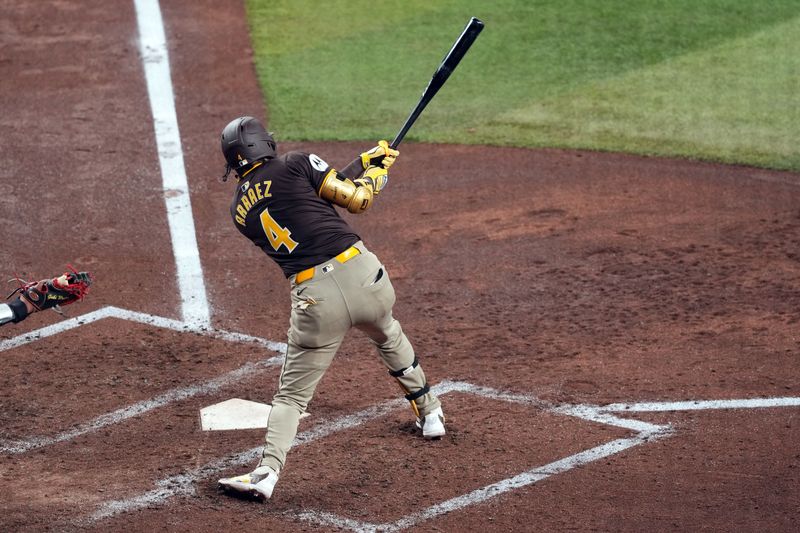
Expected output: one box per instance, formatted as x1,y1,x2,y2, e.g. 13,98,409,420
245,0,800,171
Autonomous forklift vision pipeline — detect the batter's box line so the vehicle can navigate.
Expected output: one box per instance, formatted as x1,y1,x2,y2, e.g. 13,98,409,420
84,380,670,526
0,305,286,353
0,305,287,454
293,385,800,533
291,382,672,532
294,435,657,533
83,380,800,528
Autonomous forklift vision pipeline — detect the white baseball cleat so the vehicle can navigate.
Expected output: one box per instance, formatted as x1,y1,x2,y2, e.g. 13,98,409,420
416,406,446,439
218,465,279,501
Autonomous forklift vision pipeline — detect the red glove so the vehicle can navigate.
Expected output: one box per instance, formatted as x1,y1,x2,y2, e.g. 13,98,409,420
10,266,93,313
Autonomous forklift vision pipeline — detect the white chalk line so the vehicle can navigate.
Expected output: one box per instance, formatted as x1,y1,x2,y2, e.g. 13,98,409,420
93,380,800,523
449,381,665,433
17,363,800,531
134,0,209,327
0,306,287,354
0,305,287,454
294,383,673,532
551,404,665,434
297,434,663,533
107,306,287,353
294,390,800,532
601,396,800,413
0,306,114,352
85,380,653,523
0,354,284,454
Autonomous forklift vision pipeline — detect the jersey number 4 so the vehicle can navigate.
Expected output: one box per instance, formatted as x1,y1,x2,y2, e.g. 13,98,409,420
260,208,298,253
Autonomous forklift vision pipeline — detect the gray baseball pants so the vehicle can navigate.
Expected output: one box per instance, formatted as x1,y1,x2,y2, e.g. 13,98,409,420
259,241,440,473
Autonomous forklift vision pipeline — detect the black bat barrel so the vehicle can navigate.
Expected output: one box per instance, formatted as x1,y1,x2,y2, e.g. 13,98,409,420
390,17,484,149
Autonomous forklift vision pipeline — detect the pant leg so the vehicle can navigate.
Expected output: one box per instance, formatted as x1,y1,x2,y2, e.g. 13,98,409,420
259,335,343,472
259,274,349,472
359,313,441,417
346,247,440,417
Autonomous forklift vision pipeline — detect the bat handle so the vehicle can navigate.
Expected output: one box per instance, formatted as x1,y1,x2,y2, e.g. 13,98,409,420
389,123,410,150
390,96,428,149
389,136,403,150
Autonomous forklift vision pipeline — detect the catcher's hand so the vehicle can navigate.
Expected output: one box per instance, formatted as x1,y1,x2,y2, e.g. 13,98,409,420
360,140,399,170
355,165,389,195
12,267,93,313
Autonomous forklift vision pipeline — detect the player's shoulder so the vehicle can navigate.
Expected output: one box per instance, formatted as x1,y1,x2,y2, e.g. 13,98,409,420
284,151,331,174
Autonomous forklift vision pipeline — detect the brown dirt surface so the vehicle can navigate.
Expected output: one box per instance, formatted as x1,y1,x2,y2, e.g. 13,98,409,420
1,1,798,532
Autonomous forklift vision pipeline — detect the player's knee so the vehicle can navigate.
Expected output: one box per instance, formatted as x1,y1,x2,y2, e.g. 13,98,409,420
373,320,405,350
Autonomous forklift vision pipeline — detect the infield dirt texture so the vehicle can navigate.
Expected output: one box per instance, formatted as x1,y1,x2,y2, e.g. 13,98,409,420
1,1,798,532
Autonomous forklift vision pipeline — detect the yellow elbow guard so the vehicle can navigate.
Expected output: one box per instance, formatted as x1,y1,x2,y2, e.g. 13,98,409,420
319,170,374,213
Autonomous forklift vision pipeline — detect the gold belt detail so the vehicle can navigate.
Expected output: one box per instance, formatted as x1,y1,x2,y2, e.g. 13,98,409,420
295,246,360,284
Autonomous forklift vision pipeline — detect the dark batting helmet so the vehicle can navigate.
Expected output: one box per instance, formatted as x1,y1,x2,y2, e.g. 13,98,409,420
220,116,277,181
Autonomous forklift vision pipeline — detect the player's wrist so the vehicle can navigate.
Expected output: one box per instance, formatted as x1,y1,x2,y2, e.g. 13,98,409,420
8,298,30,322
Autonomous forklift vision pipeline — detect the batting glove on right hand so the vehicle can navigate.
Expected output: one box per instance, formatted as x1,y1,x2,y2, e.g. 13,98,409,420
360,140,399,170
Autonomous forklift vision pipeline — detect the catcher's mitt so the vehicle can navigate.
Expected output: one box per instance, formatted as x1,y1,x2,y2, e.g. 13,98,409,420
9,266,93,313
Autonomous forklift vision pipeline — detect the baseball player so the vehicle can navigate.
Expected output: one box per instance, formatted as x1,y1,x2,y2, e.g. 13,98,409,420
0,268,92,326
217,116,445,501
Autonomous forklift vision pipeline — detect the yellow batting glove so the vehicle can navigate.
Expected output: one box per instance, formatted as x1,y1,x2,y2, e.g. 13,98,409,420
360,140,400,170
355,165,389,195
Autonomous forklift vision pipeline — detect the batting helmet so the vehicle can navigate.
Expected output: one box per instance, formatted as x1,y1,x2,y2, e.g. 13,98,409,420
220,116,277,181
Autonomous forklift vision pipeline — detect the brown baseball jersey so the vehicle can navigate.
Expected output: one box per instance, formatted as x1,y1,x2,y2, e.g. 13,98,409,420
230,152,360,277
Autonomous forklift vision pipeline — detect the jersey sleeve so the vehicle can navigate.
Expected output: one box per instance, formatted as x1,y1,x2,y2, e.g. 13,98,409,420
286,151,336,193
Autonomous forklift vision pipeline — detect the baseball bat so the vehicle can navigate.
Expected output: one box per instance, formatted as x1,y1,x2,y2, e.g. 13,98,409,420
390,17,485,149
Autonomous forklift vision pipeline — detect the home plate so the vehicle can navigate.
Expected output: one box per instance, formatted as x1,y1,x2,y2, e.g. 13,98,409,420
200,398,309,431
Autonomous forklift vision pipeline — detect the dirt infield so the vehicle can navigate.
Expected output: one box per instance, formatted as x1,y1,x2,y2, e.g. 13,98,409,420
1,1,798,532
